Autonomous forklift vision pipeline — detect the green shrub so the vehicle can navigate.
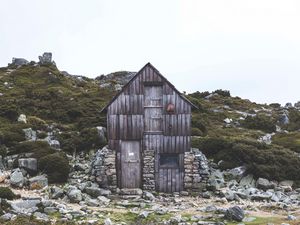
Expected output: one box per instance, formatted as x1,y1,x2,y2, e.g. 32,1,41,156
39,153,70,183
37,131,48,139
188,91,210,99
273,132,300,153
77,127,107,152
191,137,232,157
0,124,26,147
27,116,48,130
241,114,276,133
213,89,231,97
11,141,55,159
0,187,17,200
287,109,300,131
0,145,7,158
191,128,203,136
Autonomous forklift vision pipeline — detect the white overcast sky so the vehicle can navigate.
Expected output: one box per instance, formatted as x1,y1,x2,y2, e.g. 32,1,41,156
1,0,300,105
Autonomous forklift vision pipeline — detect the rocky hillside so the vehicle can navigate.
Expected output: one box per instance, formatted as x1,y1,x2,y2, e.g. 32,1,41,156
1,53,300,224
1,53,300,184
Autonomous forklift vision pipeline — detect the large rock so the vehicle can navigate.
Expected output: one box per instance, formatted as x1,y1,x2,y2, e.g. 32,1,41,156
38,52,54,65
85,187,111,198
67,188,82,203
50,186,64,199
11,58,29,66
256,178,276,191
11,199,41,214
239,174,255,188
18,158,37,174
10,168,25,188
17,114,27,123
29,175,48,190
225,206,245,222
279,112,289,125
96,126,107,143
120,188,143,195
224,166,246,181
22,128,37,141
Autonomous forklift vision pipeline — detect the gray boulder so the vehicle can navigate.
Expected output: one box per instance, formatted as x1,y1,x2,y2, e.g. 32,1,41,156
239,174,256,188
85,187,111,198
67,188,82,203
0,213,14,221
295,101,300,108
29,175,48,189
120,188,143,195
33,212,49,221
96,126,107,143
279,113,289,125
50,186,64,199
18,158,37,174
11,58,29,66
11,199,41,214
256,178,276,191
250,192,272,201
38,52,54,65
224,166,246,181
22,128,37,141
10,168,25,188
225,206,245,222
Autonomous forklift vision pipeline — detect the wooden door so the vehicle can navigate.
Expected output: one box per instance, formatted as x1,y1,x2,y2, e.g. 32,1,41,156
121,141,141,188
144,86,163,133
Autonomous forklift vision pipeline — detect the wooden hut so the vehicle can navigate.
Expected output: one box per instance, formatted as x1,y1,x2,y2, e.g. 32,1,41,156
101,63,196,192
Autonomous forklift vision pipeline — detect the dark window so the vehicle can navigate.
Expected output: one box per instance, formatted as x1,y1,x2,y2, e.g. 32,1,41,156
160,154,179,168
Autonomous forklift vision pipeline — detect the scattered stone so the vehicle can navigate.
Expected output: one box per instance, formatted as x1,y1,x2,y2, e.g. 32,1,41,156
50,186,64,199
104,218,112,225
10,168,25,188
34,212,49,221
120,188,143,196
67,188,82,203
11,199,41,214
17,114,27,123
143,191,155,201
18,158,37,174
29,175,48,189
11,58,29,66
287,215,296,221
139,211,150,218
0,213,14,221
256,178,276,191
38,52,54,65
22,128,37,141
225,206,245,222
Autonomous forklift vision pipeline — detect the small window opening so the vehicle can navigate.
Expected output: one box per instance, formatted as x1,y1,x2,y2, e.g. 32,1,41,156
160,154,179,168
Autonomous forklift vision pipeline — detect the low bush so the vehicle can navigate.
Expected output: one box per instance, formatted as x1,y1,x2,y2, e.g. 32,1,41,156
0,124,26,147
192,136,300,181
0,187,17,200
0,145,7,157
39,153,70,183
241,114,276,133
273,132,300,153
27,116,48,130
191,137,232,157
191,128,203,136
213,89,231,97
11,141,55,159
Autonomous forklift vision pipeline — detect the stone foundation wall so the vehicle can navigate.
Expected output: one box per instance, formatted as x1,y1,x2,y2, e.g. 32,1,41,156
184,148,210,192
142,150,155,191
91,147,117,191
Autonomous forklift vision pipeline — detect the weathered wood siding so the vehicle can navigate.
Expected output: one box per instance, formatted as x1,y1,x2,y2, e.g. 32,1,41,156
107,64,191,192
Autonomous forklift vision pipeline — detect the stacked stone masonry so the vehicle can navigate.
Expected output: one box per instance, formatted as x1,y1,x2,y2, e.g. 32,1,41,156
142,150,155,191
184,148,210,192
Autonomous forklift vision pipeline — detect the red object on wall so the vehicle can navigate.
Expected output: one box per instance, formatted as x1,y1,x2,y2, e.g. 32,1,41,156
166,103,175,113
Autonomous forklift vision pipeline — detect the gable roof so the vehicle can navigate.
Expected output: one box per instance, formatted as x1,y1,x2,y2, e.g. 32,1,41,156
100,63,197,112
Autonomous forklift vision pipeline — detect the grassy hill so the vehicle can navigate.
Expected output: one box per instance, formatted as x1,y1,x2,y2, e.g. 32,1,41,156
1,61,300,183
